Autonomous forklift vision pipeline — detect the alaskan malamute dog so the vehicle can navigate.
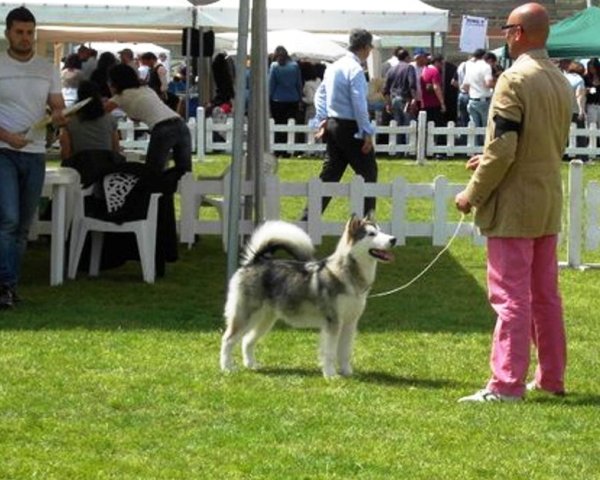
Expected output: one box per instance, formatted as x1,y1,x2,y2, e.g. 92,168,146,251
220,213,396,378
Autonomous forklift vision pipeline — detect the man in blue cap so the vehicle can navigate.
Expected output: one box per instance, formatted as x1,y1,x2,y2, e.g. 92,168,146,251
410,48,430,118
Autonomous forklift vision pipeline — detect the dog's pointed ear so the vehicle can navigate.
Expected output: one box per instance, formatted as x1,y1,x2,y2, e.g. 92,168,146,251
364,210,376,223
347,213,362,237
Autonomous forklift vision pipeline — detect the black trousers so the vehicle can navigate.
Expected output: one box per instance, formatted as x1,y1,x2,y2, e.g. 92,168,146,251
270,100,300,148
571,113,586,143
303,118,378,219
425,106,446,146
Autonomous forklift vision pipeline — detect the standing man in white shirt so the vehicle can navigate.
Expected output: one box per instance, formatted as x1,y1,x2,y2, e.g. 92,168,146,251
451,55,471,128
564,61,588,161
0,7,66,309
462,48,495,145
301,28,377,220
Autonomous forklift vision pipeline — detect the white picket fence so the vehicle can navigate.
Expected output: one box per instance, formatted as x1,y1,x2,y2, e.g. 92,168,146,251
116,108,600,165
117,117,197,154
196,109,600,163
179,160,600,269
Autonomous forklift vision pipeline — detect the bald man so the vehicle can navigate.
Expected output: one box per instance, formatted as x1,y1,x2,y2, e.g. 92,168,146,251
455,3,572,402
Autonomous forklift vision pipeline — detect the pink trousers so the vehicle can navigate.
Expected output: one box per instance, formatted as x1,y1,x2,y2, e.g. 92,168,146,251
486,235,567,397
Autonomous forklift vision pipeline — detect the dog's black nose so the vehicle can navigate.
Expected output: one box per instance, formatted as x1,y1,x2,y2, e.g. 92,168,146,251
390,237,397,247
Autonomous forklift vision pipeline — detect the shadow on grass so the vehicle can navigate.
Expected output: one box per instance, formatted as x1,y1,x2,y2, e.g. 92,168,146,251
354,370,463,389
257,367,463,389
529,393,600,407
358,237,491,334
7,235,491,334
257,367,322,378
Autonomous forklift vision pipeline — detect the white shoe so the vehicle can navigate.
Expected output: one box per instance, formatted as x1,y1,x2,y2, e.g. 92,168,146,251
526,381,538,392
526,381,565,397
458,389,522,403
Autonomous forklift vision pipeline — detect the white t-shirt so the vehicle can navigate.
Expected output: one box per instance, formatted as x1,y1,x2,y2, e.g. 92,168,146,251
455,61,468,93
462,59,493,100
564,72,585,115
138,65,150,83
110,86,179,130
0,52,61,153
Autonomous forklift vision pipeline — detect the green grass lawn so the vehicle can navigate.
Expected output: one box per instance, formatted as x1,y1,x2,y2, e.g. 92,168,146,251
1,157,600,479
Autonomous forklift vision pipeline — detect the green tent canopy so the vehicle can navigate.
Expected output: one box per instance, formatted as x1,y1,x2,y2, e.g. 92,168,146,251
546,6,600,58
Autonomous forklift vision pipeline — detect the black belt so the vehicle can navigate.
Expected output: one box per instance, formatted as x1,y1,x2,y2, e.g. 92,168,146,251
328,118,357,126
153,117,181,129
469,97,490,102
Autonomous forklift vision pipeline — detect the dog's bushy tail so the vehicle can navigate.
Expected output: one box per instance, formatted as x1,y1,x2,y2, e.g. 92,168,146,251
241,221,315,266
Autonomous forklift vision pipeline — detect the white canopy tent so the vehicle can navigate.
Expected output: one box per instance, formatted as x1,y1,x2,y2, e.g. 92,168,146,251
0,0,199,46
87,41,168,56
198,0,449,33
0,0,195,29
217,29,347,62
0,0,448,36
201,0,450,83
31,26,184,45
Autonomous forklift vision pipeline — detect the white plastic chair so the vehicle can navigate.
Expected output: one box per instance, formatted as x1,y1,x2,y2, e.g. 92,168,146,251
179,169,228,250
67,179,162,283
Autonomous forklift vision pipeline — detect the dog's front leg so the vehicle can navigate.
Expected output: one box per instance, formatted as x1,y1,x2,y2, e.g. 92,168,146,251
337,318,358,377
320,322,341,378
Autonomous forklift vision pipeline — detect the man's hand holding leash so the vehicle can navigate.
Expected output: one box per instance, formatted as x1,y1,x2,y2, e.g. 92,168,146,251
455,154,480,214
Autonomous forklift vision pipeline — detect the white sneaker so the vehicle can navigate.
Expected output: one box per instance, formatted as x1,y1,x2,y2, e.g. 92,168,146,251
526,381,538,392
458,389,522,403
526,381,565,397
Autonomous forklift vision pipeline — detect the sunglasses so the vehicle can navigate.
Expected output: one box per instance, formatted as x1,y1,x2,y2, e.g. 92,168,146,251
501,23,522,31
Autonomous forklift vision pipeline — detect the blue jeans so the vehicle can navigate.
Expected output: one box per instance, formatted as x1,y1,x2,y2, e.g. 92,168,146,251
146,117,192,173
456,92,470,127
391,96,409,144
0,149,45,287
467,98,491,146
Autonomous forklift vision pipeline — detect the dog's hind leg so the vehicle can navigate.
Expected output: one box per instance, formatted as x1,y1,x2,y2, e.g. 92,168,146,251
220,316,247,372
242,312,276,369
320,320,341,378
337,318,359,377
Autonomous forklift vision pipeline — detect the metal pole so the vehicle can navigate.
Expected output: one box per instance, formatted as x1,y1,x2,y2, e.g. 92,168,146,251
226,0,251,280
184,8,197,122
249,0,267,223
197,26,204,107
